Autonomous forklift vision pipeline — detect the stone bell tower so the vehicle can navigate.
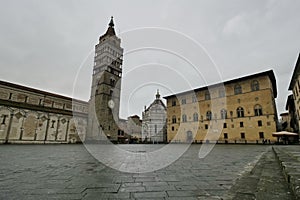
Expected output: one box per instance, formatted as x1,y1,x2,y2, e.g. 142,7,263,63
87,17,123,142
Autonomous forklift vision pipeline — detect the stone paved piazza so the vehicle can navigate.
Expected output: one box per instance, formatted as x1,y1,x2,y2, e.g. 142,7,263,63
0,144,293,199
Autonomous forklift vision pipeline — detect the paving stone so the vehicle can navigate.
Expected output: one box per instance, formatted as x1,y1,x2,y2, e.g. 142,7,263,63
145,185,176,192
119,186,146,192
175,185,198,191
142,181,168,186
167,190,208,197
225,148,295,200
82,185,120,193
132,191,167,198
166,197,199,200
82,191,130,199
121,182,142,187
1,144,294,199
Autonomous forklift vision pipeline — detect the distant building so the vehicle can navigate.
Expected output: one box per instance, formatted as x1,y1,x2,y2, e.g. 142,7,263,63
127,115,142,142
288,53,300,133
0,80,88,144
280,112,290,131
164,70,278,144
142,90,167,143
284,94,298,132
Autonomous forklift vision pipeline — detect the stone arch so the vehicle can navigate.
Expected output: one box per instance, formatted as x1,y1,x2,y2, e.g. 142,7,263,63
56,115,70,141
0,106,12,140
35,112,49,141
186,130,193,143
8,109,26,140
22,111,39,140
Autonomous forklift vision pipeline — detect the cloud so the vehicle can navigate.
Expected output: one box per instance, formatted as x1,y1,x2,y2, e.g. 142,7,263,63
0,0,299,117
223,14,250,36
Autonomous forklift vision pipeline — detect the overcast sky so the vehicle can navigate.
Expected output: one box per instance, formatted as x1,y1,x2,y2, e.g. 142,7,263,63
0,0,299,119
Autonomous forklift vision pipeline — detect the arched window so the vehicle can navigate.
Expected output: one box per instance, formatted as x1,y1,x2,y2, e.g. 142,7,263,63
110,78,116,86
254,104,263,116
172,99,176,106
251,80,260,91
192,96,197,103
205,91,211,100
182,114,187,122
221,109,227,119
186,131,193,143
237,107,244,118
234,84,242,95
193,113,198,122
172,115,176,123
206,111,212,120
219,88,225,98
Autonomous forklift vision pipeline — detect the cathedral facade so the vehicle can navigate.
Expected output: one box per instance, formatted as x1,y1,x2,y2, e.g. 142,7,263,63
0,80,88,144
142,91,167,143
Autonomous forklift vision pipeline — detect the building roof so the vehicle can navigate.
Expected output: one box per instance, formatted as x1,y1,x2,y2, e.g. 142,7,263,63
0,79,87,104
285,94,294,111
99,16,116,40
280,112,289,116
163,69,277,99
129,115,140,119
145,90,166,112
288,53,300,90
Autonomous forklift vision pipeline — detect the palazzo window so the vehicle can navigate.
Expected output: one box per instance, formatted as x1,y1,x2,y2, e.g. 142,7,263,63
259,132,264,139
172,100,176,106
192,96,197,103
219,88,225,97
234,84,242,95
254,105,263,116
206,111,212,120
251,80,260,91
221,109,227,119
258,120,262,127
193,113,198,122
182,114,187,122
240,132,245,139
172,116,176,123
205,91,211,100
240,122,244,127
237,107,244,118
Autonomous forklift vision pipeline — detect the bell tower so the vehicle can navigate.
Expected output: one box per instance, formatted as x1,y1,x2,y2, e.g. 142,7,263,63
87,17,123,142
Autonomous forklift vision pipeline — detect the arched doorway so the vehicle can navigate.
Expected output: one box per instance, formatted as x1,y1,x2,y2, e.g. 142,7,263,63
186,131,193,143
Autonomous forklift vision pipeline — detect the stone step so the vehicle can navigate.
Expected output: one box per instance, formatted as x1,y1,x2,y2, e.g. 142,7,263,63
224,148,294,199
273,146,300,199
